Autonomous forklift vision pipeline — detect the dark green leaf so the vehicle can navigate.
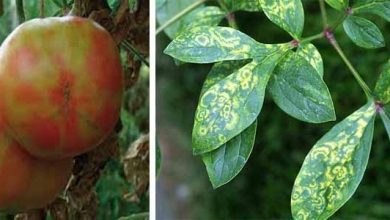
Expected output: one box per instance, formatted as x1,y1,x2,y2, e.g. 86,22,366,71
325,0,349,11
296,43,324,77
224,0,261,12
291,101,376,220
374,60,390,104
202,120,257,188
268,51,335,123
259,0,304,39
343,15,385,49
157,0,204,39
353,0,390,22
192,52,285,155
165,26,288,63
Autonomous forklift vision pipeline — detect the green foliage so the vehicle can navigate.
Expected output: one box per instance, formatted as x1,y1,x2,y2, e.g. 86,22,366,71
292,101,376,220
343,15,385,49
259,0,304,39
268,51,335,123
325,0,349,11
374,59,390,104
296,43,324,76
223,0,261,12
353,0,390,22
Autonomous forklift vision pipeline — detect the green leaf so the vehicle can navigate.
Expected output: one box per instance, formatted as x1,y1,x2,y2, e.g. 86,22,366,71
179,6,225,33
259,0,304,39
353,0,390,22
343,15,385,49
202,120,257,188
268,51,335,123
379,105,390,140
374,60,390,104
291,101,376,220
224,0,261,12
164,26,286,64
296,43,324,77
192,52,284,155
325,0,349,11
157,0,204,39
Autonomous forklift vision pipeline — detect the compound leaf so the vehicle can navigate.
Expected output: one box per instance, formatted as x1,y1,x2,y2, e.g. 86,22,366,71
374,60,390,104
192,51,284,155
343,15,385,49
202,120,257,188
165,26,286,63
224,0,261,12
157,0,204,39
296,43,324,77
325,0,349,11
353,0,390,22
259,0,304,39
268,51,335,123
291,101,376,220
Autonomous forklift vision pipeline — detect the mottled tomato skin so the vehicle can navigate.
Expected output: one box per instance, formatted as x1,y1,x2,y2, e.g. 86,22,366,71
0,120,73,212
0,16,123,159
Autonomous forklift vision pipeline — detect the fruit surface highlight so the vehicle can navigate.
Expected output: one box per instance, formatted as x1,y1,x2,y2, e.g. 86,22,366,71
0,16,123,159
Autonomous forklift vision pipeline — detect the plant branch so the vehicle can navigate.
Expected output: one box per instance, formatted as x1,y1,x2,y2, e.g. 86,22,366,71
300,33,324,45
122,40,150,67
319,0,328,28
156,0,207,35
16,0,25,24
330,13,348,31
325,30,372,99
217,0,238,29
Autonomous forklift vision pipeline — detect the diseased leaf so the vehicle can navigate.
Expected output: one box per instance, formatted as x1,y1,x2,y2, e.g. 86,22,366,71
202,120,257,188
353,0,390,22
157,0,204,39
268,51,335,123
343,15,385,49
325,0,349,11
192,51,285,155
291,101,376,220
224,0,261,12
165,26,288,64
374,60,390,104
296,43,324,77
179,6,225,33
259,0,304,39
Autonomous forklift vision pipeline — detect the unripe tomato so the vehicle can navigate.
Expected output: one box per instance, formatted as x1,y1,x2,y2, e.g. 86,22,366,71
0,16,123,159
0,120,73,212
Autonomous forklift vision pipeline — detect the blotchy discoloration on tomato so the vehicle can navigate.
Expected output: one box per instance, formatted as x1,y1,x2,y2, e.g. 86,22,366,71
0,121,73,211
0,16,123,159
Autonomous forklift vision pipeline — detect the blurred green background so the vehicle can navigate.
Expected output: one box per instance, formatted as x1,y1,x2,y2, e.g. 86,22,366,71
157,1,390,219
0,0,149,219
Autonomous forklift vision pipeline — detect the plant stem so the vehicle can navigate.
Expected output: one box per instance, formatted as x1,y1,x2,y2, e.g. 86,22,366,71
327,32,372,99
122,40,150,67
217,0,238,29
330,14,348,31
300,33,324,44
40,0,44,17
319,0,328,28
156,0,207,35
16,0,25,24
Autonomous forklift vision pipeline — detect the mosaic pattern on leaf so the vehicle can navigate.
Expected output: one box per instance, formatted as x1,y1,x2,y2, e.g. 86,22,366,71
202,120,257,188
291,102,376,220
192,52,283,155
296,43,323,77
178,6,225,33
259,0,304,39
374,60,390,104
224,0,261,12
268,51,335,123
164,26,282,63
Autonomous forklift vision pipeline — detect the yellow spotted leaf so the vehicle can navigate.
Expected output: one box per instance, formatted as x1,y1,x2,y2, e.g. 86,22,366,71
192,52,285,155
374,59,390,104
259,0,304,39
325,0,349,11
296,43,324,77
291,101,376,220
